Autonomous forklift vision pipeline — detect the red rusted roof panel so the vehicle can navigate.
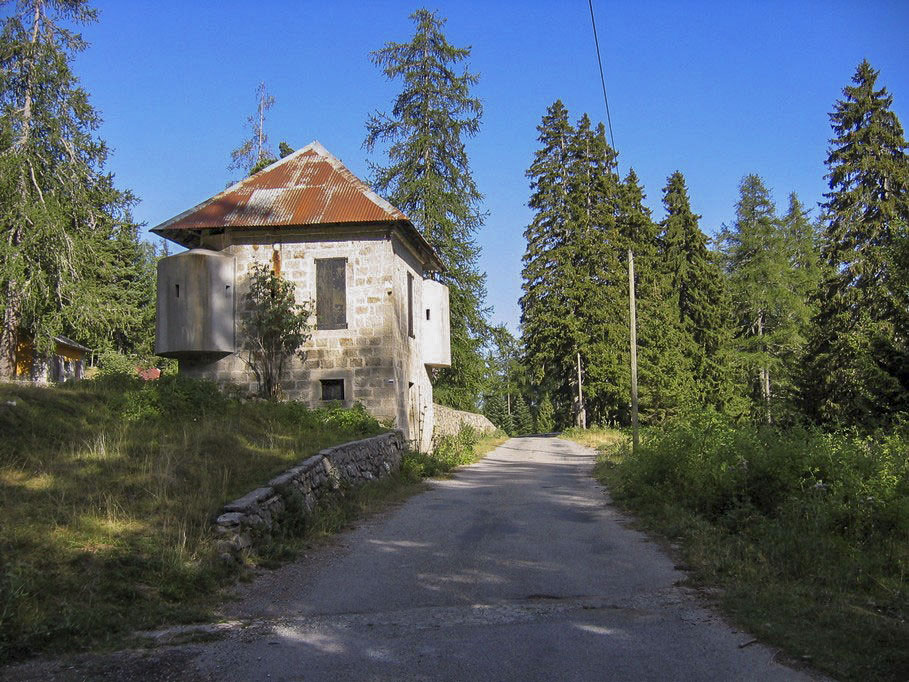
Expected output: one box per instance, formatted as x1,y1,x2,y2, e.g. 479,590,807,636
153,142,407,232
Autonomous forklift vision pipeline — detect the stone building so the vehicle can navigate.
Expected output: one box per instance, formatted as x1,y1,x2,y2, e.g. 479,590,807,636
152,141,451,452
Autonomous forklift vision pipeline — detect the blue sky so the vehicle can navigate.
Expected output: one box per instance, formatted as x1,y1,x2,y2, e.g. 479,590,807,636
50,0,909,332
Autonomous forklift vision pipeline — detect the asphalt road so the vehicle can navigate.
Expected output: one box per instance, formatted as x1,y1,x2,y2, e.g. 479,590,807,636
190,435,816,681
3,435,820,681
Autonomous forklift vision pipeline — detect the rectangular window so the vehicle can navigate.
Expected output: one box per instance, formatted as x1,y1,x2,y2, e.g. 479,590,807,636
407,272,414,338
320,379,344,401
316,258,347,330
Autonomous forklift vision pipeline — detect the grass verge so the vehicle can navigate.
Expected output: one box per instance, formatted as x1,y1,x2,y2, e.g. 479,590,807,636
563,416,908,682
0,375,384,664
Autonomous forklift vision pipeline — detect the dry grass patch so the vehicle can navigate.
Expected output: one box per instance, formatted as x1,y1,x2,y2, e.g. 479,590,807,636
0,376,384,663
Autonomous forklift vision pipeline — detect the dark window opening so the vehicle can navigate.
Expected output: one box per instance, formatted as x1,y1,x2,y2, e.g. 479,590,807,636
175,284,180,298
426,308,431,321
320,379,344,401
407,272,414,338
316,258,347,330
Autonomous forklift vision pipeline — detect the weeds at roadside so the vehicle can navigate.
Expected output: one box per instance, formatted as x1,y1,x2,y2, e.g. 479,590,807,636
564,412,909,682
402,425,506,479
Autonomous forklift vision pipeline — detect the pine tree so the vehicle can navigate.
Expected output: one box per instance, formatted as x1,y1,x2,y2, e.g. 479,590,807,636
483,393,513,435
521,105,629,426
802,61,909,424
520,100,574,422
0,0,146,377
77,219,157,356
563,114,625,425
781,193,823,299
365,9,488,411
720,175,813,421
780,193,823,409
619,169,694,422
512,394,533,434
660,172,737,413
534,393,555,433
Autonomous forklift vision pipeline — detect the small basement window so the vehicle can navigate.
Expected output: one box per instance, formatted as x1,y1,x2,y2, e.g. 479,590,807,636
320,379,344,401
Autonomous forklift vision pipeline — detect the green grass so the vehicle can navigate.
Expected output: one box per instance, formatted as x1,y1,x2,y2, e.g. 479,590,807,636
563,415,909,682
0,375,385,663
402,425,508,479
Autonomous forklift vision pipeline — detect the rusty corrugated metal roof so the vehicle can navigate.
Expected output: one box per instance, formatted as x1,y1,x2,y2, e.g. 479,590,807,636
153,141,408,232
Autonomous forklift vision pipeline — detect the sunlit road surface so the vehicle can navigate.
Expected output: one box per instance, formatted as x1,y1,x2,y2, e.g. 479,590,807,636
183,435,818,681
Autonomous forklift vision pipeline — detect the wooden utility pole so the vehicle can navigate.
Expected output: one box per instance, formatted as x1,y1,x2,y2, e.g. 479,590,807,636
628,248,639,453
576,351,586,429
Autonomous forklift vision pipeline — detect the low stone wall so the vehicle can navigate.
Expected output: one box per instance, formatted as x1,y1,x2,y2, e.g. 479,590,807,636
432,403,497,440
214,430,405,560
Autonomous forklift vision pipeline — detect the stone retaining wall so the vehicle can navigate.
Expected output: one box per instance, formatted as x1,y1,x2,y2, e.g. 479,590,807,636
214,430,405,561
432,403,497,440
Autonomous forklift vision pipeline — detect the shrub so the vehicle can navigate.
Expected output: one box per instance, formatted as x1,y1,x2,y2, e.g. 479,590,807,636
405,425,481,478
599,409,909,679
240,262,312,399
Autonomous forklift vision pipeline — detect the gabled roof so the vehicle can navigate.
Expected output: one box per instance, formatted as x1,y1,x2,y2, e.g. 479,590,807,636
54,336,91,353
151,141,442,270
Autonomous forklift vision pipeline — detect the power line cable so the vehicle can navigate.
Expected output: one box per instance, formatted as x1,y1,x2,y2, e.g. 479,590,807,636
587,0,615,152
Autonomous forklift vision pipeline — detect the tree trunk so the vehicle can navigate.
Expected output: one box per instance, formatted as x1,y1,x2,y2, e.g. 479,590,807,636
575,351,586,428
0,284,21,379
17,2,43,149
757,312,771,423
1,3,43,379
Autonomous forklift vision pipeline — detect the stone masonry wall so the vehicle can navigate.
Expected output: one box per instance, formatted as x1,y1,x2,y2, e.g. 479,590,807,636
183,231,400,420
433,403,496,441
179,228,439,450
214,430,405,561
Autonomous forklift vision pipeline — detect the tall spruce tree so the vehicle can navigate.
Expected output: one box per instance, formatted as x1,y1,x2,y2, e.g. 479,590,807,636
720,175,813,422
521,105,627,426
802,60,909,424
563,114,625,425
534,393,555,433
660,171,736,413
365,9,488,411
520,100,575,424
619,169,694,422
0,0,148,377
483,393,513,435
512,394,533,435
